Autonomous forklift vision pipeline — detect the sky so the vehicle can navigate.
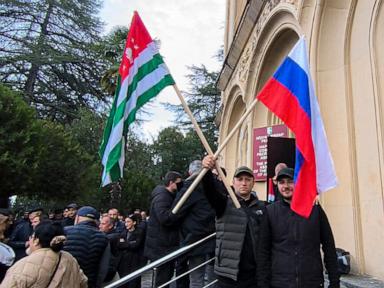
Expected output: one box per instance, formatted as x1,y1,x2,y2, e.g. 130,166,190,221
100,0,225,140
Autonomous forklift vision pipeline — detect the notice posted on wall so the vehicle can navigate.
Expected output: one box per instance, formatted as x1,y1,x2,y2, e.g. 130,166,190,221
252,124,288,181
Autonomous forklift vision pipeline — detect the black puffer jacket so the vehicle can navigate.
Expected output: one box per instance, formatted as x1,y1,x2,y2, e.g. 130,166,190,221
257,200,340,288
144,185,179,261
64,221,109,288
202,170,266,282
173,174,216,257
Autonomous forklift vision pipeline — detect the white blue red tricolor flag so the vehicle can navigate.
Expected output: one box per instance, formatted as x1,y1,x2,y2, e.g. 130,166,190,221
267,178,275,203
258,36,338,218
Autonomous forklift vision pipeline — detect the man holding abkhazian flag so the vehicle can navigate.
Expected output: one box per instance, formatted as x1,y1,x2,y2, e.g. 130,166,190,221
99,11,175,187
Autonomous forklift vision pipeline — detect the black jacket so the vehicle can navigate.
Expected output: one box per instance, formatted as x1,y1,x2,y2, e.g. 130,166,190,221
61,217,74,227
8,219,32,261
117,227,145,277
257,200,340,288
173,174,216,257
144,185,179,260
104,229,121,282
64,221,109,288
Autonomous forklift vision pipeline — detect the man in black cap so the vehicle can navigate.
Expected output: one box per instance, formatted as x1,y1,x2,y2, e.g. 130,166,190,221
64,206,109,288
202,156,266,287
257,167,340,288
61,203,78,227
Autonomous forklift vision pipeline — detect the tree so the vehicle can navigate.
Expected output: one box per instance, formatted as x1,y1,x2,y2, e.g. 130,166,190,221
0,84,41,207
0,0,107,122
0,84,104,207
34,121,96,202
152,126,207,179
99,26,129,96
66,107,106,160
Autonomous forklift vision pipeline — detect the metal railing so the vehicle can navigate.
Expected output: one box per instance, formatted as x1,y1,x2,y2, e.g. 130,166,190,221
105,233,217,288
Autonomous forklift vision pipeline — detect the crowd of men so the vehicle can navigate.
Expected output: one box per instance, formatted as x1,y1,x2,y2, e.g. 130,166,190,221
1,205,148,287
0,156,341,288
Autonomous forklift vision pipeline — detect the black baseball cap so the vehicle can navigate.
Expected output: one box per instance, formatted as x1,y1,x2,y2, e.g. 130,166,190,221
66,203,78,209
234,166,254,178
276,168,294,181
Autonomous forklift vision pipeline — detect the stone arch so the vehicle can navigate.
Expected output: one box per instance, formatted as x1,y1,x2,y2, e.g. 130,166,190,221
247,8,302,102
245,9,300,140
368,0,384,279
240,7,301,191
371,0,384,205
220,85,246,177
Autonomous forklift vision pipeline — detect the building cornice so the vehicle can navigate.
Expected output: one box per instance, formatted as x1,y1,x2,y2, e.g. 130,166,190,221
217,0,265,91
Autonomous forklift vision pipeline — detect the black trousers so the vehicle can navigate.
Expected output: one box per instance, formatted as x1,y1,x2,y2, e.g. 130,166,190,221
217,275,257,288
155,261,175,288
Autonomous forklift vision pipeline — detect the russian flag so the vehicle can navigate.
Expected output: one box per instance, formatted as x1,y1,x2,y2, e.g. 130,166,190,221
257,36,338,218
267,177,275,203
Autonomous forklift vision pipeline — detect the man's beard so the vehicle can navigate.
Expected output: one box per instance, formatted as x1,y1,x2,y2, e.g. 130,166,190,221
281,189,293,201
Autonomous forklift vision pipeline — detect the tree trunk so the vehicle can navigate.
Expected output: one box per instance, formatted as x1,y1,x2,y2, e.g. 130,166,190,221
24,0,54,98
109,182,122,207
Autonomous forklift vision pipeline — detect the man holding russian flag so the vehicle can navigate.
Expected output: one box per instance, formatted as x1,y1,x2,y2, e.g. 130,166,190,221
256,37,340,288
257,167,339,288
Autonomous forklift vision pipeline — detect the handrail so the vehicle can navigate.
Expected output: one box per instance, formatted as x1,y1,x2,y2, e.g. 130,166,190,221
158,257,214,288
105,232,216,288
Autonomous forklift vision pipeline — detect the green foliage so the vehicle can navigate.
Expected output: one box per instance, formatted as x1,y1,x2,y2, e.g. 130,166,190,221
66,108,106,160
120,170,154,213
0,84,42,198
99,26,129,96
34,121,94,201
152,127,206,178
0,84,101,205
0,0,108,122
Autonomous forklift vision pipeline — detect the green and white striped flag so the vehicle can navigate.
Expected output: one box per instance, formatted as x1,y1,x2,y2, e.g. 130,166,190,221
99,11,175,186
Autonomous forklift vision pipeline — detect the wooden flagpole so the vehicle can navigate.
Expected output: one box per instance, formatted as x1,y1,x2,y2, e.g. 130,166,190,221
172,84,240,210
172,96,259,214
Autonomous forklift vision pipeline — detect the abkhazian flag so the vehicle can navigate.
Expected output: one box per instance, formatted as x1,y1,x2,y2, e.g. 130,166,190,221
257,36,338,218
99,11,175,186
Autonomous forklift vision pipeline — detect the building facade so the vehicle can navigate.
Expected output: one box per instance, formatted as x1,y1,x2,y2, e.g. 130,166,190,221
217,0,384,280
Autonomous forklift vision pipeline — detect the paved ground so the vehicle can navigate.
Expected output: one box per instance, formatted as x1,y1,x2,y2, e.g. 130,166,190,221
140,274,384,288
340,274,384,288
139,273,384,288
